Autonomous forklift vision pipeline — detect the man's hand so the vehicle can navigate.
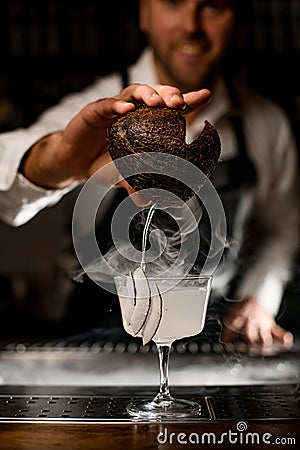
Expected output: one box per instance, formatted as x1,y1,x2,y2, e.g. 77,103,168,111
220,298,294,355
21,84,211,191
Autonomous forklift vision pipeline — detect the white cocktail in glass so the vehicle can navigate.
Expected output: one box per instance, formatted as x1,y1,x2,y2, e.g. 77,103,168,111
115,273,212,419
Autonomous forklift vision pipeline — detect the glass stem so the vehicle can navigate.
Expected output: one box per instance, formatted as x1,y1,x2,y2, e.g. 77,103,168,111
156,343,173,401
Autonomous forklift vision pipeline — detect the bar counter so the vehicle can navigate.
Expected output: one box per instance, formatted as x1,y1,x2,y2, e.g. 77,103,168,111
0,384,299,449
0,340,299,449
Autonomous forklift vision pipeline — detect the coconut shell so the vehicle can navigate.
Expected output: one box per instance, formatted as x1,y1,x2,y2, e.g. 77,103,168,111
108,105,221,206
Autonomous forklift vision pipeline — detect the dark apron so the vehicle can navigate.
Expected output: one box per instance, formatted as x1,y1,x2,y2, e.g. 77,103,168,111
199,112,257,297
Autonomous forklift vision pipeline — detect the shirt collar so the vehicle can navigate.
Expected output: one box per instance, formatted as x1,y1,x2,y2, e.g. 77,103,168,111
187,76,233,141
129,47,158,86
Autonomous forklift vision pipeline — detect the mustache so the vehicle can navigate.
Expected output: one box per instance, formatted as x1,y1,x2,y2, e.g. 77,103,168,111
176,34,211,49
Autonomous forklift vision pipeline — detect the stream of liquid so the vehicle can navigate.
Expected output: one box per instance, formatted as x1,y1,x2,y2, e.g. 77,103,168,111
135,203,209,342
140,203,157,272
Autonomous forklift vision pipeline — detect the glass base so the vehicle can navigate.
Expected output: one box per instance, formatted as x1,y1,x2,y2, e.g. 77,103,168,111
126,395,201,419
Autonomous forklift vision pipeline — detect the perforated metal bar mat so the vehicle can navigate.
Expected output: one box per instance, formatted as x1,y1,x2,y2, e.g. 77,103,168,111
0,385,298,423
208,394,300,420
0,394,210,422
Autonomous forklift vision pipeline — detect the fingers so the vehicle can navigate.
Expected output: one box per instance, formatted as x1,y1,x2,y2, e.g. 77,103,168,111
87,83,165,122
244,320,260,345
220,315,245,346
115,83,166,108
219,298,294,356
152,84,185,108
221,317,294,355
183,89,212,109
259,323,274,347
271,326,294,349
106,84,211,114
119,83,187,108
89,85,167,122
248,326,294,356
85,84,212,127
153,84,211,109
92,98,136,121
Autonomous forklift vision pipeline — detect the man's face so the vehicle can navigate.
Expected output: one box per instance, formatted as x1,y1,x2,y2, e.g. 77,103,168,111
139,0,236,92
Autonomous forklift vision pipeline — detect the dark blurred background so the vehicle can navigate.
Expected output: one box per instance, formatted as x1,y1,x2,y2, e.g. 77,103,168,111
0,0,299,345
0,0,299,137
0,0,144,131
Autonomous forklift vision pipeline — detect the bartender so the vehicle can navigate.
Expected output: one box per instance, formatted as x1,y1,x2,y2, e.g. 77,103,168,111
0,0,298,353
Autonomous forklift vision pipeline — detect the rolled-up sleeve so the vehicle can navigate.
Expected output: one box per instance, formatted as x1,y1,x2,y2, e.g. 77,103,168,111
0,73,121,226
0,172,77,226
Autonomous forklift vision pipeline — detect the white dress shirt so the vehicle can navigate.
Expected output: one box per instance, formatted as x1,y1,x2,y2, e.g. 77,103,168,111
0,48,298,315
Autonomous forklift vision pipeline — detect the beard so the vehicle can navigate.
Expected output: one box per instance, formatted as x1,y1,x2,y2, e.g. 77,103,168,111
153,49,218,93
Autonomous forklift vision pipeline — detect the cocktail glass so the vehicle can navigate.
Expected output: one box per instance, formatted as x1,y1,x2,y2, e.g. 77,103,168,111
114,274,212,419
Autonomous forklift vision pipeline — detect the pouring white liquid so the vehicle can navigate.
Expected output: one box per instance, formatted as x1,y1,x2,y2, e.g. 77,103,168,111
140,202,157,271
116,204,210,344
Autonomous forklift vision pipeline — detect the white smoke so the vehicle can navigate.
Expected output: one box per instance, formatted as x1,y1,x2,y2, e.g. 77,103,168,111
72,156,227,295
73,195,203,287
